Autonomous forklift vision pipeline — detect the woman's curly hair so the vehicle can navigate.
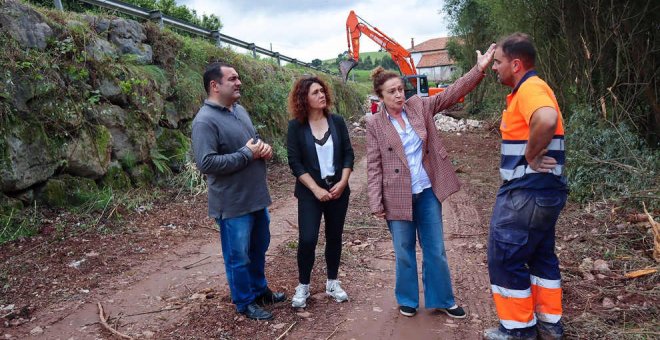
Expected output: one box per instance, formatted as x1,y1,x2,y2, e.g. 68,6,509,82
287,76,333,123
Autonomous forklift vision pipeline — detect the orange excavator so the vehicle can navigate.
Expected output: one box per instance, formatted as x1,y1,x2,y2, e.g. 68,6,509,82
340,10,452,100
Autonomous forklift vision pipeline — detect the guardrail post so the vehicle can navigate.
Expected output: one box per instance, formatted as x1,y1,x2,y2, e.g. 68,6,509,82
273,52,281,66
149,10,164,29
211,30,222,47
53,0,63,10
247,43,257,58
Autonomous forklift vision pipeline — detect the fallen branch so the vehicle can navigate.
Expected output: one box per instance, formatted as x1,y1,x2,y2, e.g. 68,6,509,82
285,219,298,229
326,319,347,340
624,268,657,279
641,202,660,262
195,224,218,232
97,302,133,339
183,255,212,270
275,321,297,340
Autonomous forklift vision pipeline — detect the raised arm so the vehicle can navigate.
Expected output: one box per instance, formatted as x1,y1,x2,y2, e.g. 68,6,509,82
423,43,496,115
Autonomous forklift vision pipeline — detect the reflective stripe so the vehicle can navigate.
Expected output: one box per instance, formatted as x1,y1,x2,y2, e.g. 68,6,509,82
531,278,563,322
500,318,537,330
530,275,561,289
491,285,531,298
537,313,561,323
492,285,536,329
500,164,563,180
501,138,564,155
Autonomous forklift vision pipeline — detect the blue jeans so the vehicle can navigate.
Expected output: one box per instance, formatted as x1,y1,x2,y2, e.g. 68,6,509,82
387,188,456,309
216,208,271,312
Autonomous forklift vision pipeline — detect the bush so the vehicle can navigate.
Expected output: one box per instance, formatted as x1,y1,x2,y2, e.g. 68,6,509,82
565,106,659,208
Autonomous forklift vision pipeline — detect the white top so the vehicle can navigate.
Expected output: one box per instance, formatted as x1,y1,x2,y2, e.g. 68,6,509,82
387,110,431,194
315,134,335,179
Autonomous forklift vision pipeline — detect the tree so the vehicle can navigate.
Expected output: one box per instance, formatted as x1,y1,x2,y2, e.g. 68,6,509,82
311,59,322,67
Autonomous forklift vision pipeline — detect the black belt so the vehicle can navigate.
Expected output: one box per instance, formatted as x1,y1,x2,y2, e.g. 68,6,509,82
323,177,337,188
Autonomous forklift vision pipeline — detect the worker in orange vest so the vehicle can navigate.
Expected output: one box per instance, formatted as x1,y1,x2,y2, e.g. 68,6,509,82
484,33,567,340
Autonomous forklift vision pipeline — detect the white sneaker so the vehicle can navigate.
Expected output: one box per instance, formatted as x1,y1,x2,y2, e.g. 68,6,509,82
326,279,348,302
291,284,310,308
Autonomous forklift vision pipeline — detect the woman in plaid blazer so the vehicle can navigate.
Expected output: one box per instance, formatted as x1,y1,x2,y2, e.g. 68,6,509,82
366,44,495,318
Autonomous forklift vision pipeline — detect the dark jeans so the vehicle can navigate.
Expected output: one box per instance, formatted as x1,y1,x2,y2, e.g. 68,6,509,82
215,208,270,312
297,189,350,284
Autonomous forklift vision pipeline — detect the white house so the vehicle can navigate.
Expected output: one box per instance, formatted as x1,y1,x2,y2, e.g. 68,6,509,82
409,37,459,83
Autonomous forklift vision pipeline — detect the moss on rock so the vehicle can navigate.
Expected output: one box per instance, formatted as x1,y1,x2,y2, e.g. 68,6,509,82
37,175,99,208
100,161,132,190
0,192,23,215
129,163,154,188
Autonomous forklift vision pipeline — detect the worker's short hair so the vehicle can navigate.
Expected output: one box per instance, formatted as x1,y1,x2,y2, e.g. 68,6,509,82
203,62,235,94
287,76,333,123
498,33,536,69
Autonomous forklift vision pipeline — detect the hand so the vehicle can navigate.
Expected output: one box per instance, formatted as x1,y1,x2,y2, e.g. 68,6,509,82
313,187,333,202
527,149,557,172
372,211,386,219
246,138,264,159
260,143,273,160
476,43,497,72
328,180,347,200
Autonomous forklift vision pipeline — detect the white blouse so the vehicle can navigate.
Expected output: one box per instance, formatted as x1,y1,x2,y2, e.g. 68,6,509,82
315,133,335,179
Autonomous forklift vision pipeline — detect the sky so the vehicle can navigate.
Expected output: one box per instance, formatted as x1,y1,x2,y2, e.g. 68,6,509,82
178,0,450,63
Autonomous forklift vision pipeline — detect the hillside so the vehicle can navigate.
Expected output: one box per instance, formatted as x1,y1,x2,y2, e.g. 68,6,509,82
0,0,364,242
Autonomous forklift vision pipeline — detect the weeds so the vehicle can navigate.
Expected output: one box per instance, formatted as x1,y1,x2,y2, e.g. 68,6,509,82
171,160,206,197
565,106,659,209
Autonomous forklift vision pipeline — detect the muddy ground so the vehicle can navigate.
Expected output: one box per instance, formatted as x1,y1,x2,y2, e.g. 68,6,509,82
1,121,658,339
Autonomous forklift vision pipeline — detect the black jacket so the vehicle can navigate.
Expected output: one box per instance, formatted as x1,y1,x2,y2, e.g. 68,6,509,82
287,114,355,201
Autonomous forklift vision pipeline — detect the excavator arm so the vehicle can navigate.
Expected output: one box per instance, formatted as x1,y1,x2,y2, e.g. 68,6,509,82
340,10,417,82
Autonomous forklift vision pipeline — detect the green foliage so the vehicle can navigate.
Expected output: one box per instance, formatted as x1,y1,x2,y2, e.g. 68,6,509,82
172,160,207,196
120,151,138,170
149,148,172,175
27,0,222,31
0,203,41,244
271,138,287,164
565,107,659,208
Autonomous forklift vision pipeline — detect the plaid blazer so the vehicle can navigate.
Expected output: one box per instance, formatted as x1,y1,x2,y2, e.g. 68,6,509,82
366,65,485,221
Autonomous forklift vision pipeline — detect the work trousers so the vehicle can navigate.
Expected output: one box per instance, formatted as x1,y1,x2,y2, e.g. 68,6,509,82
297,188,350,284
488,188,566,337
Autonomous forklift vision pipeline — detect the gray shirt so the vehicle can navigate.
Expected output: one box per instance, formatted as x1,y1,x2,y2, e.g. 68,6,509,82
192,100,271,219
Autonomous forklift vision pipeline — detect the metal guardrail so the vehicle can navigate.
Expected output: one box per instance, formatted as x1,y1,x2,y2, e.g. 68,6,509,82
57,0,334,74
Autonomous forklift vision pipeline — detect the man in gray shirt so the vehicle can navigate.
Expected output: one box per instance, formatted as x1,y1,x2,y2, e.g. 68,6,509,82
192,62,285,320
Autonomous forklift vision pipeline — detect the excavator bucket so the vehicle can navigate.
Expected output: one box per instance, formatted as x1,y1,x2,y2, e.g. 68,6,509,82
339,59,358,82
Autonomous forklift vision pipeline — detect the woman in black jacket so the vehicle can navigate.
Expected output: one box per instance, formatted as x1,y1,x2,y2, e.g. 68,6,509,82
286,76,354,308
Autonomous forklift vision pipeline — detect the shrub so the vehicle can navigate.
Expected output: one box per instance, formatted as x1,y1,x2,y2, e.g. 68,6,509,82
565,106,659,208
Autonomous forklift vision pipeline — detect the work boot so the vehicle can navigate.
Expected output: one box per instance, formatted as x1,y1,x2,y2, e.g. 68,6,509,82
254,287,286,306
483,326,537,340
326,279,348,302
537,321,563,340
291,283,310,308
240,303,273,320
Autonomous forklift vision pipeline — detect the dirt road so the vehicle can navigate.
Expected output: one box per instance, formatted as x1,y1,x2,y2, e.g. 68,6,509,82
5,130,500,339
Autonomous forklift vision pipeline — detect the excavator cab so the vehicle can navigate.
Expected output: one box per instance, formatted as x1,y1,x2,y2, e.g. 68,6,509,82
403,75,429,99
